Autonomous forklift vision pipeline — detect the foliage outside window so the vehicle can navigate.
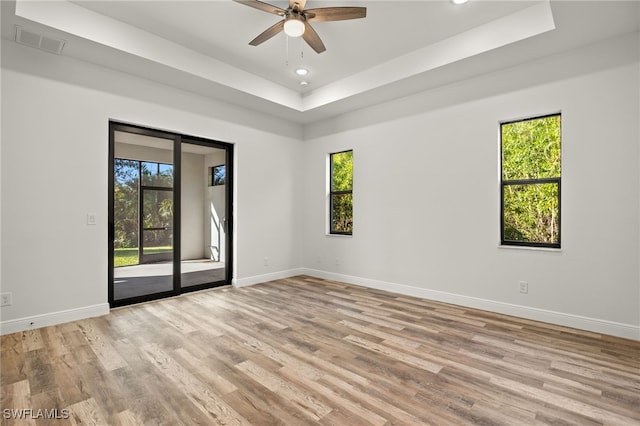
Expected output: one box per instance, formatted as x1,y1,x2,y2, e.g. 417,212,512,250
210,165,226,186
114,159,174,266
114,159,140,254
501,114,561,248
141,161,173,187
330,150,353,235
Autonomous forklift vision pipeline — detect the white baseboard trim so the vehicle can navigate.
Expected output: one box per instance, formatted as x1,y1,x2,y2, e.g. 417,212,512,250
4,271,636,341
0,303,110,335
301,268,640,341
233,268,306,288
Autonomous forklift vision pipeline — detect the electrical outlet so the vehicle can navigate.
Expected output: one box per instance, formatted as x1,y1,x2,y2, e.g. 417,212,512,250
87,213,97,225
335,257,340,266
519,281,528,294
263,257,269,267
0,292,12,307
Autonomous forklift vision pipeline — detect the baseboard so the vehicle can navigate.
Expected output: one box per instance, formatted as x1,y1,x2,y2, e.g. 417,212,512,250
4,271,635,340
233,268,306,288
0,303,110,335
301,268,640,341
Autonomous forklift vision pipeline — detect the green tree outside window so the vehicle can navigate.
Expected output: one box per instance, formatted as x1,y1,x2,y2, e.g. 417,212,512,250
114,159,174,266
501,114,561,247
330,150,353,234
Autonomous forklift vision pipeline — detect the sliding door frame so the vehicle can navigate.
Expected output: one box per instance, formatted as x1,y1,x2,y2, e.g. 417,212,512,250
108,121,234,308
180,135,234,292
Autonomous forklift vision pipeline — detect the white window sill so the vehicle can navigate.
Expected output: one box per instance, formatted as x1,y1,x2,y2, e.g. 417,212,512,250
498,244,562,253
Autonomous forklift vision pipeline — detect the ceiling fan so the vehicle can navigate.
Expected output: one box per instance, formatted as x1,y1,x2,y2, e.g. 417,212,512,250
233,0,367,54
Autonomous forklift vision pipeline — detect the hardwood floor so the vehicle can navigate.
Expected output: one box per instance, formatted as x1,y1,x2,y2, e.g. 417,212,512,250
2,275,639,425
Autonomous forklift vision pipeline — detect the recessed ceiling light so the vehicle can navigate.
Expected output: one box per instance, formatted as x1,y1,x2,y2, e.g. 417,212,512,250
451,0,469,4
300,81,309,86
295,68,309,76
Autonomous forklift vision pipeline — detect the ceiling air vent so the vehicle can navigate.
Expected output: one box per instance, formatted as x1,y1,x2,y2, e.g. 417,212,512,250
15,26,65,55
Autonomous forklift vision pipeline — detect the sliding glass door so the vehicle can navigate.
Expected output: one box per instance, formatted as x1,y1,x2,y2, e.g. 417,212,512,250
180,140,230,290
108,123,233,307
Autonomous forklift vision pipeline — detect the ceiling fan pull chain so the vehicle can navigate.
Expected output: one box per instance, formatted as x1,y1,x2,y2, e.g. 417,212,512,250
285,35,290,67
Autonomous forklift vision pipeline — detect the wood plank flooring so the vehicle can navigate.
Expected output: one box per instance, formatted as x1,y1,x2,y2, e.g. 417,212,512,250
1,275,639,425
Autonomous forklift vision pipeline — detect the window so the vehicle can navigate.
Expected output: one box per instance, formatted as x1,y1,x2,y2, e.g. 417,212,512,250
329,150,353,235
141,161,173,187
113,159,174,267
209,165,226,186
501,114,561,248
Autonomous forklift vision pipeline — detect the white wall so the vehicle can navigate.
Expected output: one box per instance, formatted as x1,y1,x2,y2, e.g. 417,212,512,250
0,40,302,332
181,151,205,260
1,31,638,339
301,34,640,339
114,141,173,164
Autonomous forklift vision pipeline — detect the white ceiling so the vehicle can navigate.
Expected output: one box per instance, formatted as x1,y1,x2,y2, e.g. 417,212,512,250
70,0,540,89
1,1,638,125
115,131,224,155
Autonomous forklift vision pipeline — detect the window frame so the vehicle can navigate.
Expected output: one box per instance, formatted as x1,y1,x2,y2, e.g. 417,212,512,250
329,149,353,236
500,113,561,249
209,164,226,186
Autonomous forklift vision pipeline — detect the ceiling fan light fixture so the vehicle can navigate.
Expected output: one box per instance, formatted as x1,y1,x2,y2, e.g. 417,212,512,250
284,15,305,37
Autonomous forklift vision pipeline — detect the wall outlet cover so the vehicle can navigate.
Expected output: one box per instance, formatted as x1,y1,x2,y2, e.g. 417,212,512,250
0,292,12,306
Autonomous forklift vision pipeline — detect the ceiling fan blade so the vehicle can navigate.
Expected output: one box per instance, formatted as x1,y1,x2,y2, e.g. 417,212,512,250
233,0,286,16
302,22,326,54
249,20,285,46
305,7,366,22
